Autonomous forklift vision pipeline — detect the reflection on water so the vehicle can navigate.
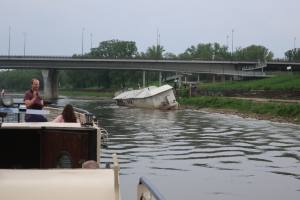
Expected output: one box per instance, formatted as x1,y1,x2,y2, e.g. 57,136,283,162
59,99,300,200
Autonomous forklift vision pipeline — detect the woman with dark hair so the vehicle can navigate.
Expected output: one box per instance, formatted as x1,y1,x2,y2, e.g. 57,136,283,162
53,104,78,123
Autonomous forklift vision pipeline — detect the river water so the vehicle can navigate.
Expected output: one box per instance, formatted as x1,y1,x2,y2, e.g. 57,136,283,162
58,99,300,200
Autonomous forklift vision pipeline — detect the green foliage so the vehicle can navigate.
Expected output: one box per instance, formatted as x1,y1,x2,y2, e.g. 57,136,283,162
68,39,142,89
200,74,300,91
285,48,300,61
139,45,165,59
0,69,42,91
163,52,177,59
178,43,231,60
88,39,138,59
234,45,274,61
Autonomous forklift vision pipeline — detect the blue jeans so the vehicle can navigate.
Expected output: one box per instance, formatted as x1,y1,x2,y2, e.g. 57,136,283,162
25,114,48,122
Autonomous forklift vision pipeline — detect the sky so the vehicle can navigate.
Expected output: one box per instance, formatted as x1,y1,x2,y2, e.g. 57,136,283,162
0,0,299,58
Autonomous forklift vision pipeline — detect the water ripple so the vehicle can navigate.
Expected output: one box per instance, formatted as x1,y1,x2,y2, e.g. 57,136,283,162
67,100,300,200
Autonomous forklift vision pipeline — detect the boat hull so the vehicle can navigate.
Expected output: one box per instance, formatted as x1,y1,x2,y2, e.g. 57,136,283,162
114,85,178,110
0,125,97,169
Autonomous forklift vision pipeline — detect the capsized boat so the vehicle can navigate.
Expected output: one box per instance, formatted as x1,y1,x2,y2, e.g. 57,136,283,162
0,96,166,200
113,84,178,109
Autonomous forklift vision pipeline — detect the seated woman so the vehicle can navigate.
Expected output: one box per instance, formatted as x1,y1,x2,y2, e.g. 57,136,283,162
53,104,79,123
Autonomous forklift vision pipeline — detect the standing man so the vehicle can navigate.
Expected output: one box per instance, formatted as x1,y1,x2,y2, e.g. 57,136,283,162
24,78,47,122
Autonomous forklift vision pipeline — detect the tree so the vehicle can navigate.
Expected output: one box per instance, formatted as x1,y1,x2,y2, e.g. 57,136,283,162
234,45,274,61
0,70,42,91
142,45,165,59
88,39,138,59
68,40,141,89
178,43,231,60
285,48,300,61
163,52,177,59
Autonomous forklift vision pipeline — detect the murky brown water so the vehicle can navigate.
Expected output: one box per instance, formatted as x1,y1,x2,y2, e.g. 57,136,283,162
60,99,300,200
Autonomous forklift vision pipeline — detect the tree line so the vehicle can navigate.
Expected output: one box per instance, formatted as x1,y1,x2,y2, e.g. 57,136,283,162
1,39,300,91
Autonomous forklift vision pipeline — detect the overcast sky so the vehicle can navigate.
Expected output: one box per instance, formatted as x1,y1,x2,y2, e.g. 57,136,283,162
0,0,299,58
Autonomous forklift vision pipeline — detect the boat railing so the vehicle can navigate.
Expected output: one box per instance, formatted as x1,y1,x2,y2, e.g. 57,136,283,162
137,176,166,200
112,153,120,200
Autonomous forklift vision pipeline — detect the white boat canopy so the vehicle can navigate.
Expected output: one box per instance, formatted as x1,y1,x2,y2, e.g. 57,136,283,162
113,84,173,100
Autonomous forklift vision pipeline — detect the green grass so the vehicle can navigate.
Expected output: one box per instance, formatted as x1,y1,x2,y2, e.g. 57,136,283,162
199,74,300,91
59,90,113,98
179,96,300,123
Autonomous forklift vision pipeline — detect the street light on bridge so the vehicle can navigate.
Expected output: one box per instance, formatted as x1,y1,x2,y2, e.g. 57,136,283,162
90,33,93,50
231,29,234,56
23,32,26,57
8,26,11,56
81,28,85,56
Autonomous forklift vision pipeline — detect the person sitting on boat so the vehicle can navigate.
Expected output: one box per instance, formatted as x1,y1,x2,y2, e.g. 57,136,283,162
82,160,99,169
53,104,79,123
24,78,47,122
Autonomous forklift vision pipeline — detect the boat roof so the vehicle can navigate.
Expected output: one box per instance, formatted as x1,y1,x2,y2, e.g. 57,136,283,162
113,84,173,99
0,169,116,200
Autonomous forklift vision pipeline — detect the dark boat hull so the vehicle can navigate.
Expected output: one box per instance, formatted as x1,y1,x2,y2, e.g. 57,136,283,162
0,127,97,169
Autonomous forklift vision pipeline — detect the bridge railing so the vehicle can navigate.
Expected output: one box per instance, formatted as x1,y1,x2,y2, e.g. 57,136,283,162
189,69,267,77
0,55,73,59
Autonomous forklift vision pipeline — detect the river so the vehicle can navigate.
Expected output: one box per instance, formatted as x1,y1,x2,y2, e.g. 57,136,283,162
58,98,300,200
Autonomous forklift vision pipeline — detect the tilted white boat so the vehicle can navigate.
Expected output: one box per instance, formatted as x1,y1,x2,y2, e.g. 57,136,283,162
113,84,178,110
0,96,166,200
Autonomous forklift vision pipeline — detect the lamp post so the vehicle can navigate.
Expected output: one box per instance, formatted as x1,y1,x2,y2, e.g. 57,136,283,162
226,34,229,48
294,37,296,50
23,32,26,57
8,26,11,56
231,29,234,56
90,33,93,50
81,28,85,56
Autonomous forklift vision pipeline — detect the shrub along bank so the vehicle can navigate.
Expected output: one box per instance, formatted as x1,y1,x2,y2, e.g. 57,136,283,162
178,96,300,123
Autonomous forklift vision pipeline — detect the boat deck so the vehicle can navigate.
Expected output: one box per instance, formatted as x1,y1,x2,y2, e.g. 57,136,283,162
0,169,116,200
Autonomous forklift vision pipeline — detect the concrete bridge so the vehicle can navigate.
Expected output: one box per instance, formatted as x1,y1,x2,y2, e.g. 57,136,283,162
0,56,299,99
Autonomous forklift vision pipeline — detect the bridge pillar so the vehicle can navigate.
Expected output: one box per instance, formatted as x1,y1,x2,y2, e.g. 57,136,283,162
143,71,146,88
197,74,200,83
178,76,182,88
221,75,226,82
159,71,162,86
212,75,216,83
42,69,58,100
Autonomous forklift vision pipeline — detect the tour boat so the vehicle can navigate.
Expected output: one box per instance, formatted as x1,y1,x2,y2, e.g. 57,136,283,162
0,96,166,200
113,84,178,110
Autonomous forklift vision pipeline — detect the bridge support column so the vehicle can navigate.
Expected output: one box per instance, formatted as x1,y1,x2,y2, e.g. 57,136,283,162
143,71,146,88
212,75,216,83
178,76,182,88
197,74,200,83
221,75,226,82
42,69,58,100
159,71,162,86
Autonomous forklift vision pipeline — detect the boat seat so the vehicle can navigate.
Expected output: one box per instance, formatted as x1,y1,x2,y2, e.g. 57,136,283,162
0,169,116,200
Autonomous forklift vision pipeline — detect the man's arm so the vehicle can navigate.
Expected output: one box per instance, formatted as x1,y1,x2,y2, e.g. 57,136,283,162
24,91,38,108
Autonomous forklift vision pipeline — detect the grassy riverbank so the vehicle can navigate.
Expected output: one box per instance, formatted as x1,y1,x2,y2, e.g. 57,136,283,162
200,74,300,91
179,96,300,123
